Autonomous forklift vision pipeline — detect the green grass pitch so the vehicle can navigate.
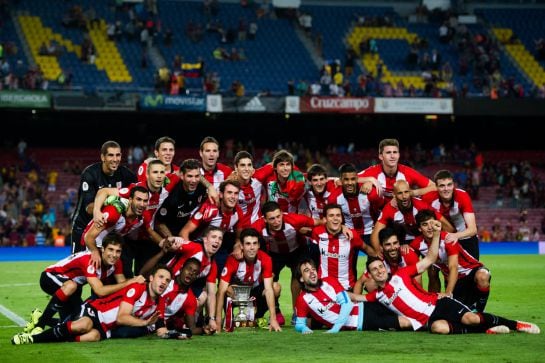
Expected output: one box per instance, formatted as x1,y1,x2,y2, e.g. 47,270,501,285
1,255,544,362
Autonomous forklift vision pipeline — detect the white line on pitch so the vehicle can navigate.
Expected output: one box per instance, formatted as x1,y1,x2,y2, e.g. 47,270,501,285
0,304,26,327
0,283,36,288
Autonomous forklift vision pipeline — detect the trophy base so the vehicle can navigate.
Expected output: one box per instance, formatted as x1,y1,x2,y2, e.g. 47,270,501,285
234,320,257,329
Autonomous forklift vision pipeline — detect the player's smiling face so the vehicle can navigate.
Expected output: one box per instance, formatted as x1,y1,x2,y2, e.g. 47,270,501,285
182,168,200,192
130,191,149,215
300,262,319,288
310,174,327,193
101,147,121,174
436,178,454,200
221,184,240,209
242,236,259,260
368,260,388,283
382,236,400,262
236,158,254,182
341,172,358,196
275,161,292,180
101,243,122,266
325,208,343,234
155,142,175,165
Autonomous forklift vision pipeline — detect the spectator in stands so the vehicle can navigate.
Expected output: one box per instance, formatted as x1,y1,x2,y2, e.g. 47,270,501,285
531,227,540,241
248,21,258,40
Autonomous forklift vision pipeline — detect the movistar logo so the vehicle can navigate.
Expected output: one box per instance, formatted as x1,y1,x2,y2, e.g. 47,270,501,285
144,94,164,107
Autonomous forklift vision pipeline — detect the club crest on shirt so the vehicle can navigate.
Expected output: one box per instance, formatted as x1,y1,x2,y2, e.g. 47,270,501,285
126,288,136,298
87,265,95,274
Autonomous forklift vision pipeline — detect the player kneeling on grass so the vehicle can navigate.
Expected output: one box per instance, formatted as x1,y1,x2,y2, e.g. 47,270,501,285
359,219,540,335
154,258,204,339
21,232,145,335
216,228,282,332
294,258,412,334
12,264,171,345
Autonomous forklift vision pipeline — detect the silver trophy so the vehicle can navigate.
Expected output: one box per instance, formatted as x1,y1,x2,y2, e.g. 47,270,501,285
231,285,254,328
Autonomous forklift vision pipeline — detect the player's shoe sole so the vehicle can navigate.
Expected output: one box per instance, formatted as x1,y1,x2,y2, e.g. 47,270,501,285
11,333,34,345
486,325,510,334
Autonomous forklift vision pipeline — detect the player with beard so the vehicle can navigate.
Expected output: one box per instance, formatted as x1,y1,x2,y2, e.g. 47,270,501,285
353,226,420,294
359,220,540,335
370,180,454,256
294,258,411,334
12,265,171,344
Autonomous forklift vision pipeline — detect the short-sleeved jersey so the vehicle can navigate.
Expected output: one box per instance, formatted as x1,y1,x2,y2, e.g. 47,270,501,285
200,163,233,191
89,282,158,338
155,182,207,235
237,177,264,224
310,225,366,290
328,185,384,235
119,177,180,231
71,162,136,233
251,213,315,254
365,264,438,330
158,280,198,323
81,204,149,248
410,231,483,279
377,197,442,242
189,200,248,237
295,277,360,330
422,189,475,239
44,251,122,285
302,179,337,219
220,250,273,287
358,163,430,200
166,241,217,282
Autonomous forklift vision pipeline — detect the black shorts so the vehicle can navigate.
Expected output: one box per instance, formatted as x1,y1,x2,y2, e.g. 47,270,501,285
190,277,207,300
40,271,83,298
453,266,490,308
428,297,471,328
458,235,480,260
269,247,308,282
78,303,107,340
362,302,400,331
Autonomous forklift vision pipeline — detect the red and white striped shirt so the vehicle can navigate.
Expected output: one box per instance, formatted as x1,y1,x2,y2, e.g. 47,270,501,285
81,204,148,248
220,250,273,288
410,231,483,279
422,189,475,240
377,197,442,241
310,225,366,290
89,282,158,338
158,280,198,321
366,264,438,330
237,177,264,224
303,179,337,219
358,164,431,200
166,241,217,281
45,251,122,285
328,185,384,236
251,213,314,254
201,163,232,191
295,277,360,329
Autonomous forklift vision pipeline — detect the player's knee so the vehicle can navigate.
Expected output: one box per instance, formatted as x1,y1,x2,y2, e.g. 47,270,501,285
430,320,450,334
475,270,490,287
461,312,480,325
72,317,93,333
88,329,101,341
63,280,78,295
